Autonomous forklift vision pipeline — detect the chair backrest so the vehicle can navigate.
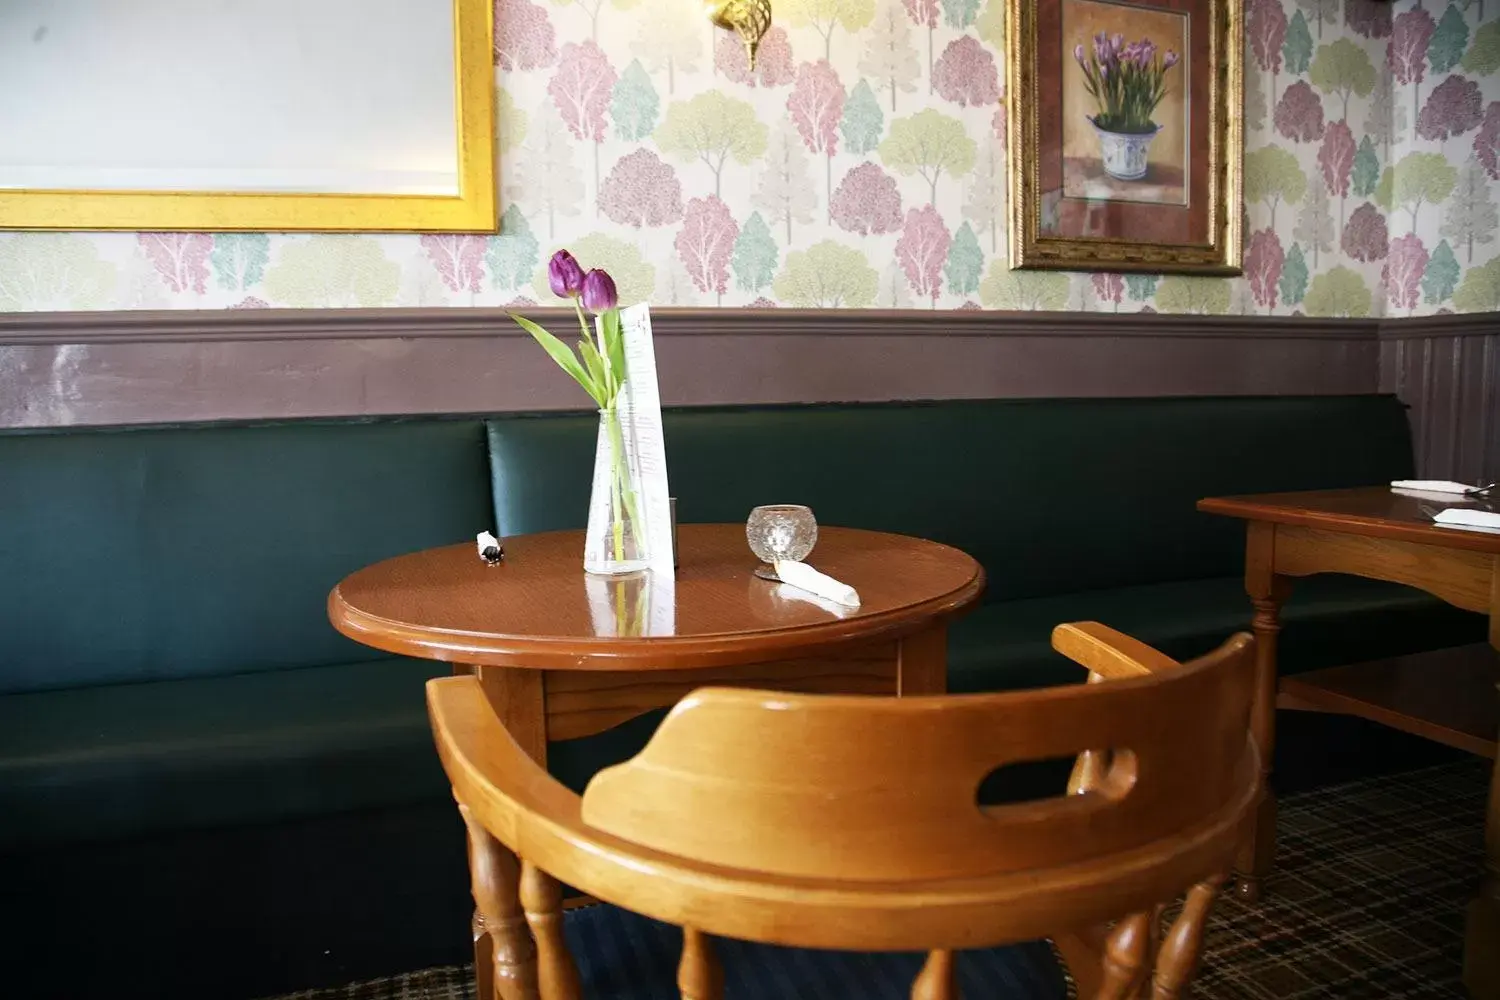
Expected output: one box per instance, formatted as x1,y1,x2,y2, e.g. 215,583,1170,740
580,630,1256,882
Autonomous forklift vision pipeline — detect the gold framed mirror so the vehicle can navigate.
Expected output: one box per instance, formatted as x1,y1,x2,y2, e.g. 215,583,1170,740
0,0,495,232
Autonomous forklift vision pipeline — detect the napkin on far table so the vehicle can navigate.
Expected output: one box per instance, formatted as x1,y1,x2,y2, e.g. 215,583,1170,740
1433,508,1500,531
1391,480,1481,494
775,560,861,609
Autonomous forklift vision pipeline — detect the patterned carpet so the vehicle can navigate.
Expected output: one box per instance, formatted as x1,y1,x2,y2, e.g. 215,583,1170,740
263,759,1490,1000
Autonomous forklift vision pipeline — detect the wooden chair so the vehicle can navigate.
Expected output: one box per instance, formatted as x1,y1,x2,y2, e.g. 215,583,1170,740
428,622,1259,1000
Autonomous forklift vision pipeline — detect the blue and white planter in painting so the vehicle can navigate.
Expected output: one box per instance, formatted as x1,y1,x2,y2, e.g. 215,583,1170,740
1089,118,1161,181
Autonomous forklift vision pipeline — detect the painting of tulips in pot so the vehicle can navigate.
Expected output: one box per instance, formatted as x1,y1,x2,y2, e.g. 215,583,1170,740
1062,2,1188,204
1006,0,1243,275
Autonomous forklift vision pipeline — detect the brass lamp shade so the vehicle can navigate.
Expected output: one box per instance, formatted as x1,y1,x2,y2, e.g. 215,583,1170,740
707,0,772,68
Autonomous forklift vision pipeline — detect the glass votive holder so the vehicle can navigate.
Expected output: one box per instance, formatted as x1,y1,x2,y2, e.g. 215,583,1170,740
746,504,818,568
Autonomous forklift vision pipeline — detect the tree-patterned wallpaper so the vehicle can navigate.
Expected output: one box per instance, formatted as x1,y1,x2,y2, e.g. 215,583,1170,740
1,0,1497,315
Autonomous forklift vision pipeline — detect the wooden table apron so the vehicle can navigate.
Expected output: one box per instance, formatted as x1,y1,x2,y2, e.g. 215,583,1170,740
328,524,986,1000
1198,489,1500,1000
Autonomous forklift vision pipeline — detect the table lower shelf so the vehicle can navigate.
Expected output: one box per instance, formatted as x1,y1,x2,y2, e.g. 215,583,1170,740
1277,644,1500,759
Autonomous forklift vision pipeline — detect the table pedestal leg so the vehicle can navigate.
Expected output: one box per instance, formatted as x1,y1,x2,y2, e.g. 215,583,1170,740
1237,524,1290,903
897,622,948,696
1467,598,1500,1000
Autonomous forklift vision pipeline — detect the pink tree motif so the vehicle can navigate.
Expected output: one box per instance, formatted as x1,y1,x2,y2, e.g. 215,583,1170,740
420,235,487,295
1244,228,1285,310
895,205,951,307
549,41,617,199
902,0,941,87
993,103,1006,140
1417,75,1484,142
599,150,684,230
830,163,904,235
231,296,269,309
1388,9,1436,128
1091,273,1125,311
1341,202,1388,261
675,196,739,304
1274,81,1326,142
1344,0,1391,39
716,26,794,86
1318,120,1355,229
1246,0,1287,102
787,60,846,219
138,233,212,295
932,37,1000,108
1477,102,1500,181
494,0,557,70
1383,233,1428,314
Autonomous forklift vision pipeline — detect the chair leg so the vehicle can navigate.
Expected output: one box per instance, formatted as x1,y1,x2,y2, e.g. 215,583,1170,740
460,803,538,1000
911,950,956,1000
520,862,582,1000
678,927,724,1000
1151,878,1222,999
1098,913,1151,999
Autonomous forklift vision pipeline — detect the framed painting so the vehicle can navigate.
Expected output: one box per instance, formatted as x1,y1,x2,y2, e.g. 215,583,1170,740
1006,0,1242,274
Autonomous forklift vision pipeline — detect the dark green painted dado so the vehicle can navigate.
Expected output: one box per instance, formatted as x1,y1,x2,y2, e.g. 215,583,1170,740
0,397,1487,1000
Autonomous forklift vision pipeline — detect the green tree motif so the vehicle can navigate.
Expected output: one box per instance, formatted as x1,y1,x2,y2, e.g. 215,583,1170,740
1351,137,1380,198
497,87,529,155
1154,277,1233,315
1244,146,1308,230
1122,276,1158,304
1283,12,1314,76
841,79,886,155
656,91,768,199
978,257,1069,310
210,233,270,292
1303,265,1372,317
779,0,876,61
1391,152,1459,230
1454,257,1500,311
0,233,117,310
731,211,779,294
878,109,977,206
942,0,980,28
1422,239,1461,306
975,0,1004,49
533,233,656,306
773,239,879,307
1430,4,1471,75
486,205,540,291
1462,22,1500,75
262,236,398,307
944,222,983,296
1308,39,1376,119
610,59,660,142
1279,244,1309,307
1373,167,1394,211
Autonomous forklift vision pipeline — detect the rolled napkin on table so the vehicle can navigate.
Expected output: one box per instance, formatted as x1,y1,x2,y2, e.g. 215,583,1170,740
774,559,861,609
1391,480,1483,494
1432,508,1500,531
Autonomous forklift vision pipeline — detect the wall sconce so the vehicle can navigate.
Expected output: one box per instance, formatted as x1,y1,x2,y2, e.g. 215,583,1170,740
706,0,773,69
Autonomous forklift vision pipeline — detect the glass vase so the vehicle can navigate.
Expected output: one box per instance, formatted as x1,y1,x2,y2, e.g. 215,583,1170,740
584,404,650,576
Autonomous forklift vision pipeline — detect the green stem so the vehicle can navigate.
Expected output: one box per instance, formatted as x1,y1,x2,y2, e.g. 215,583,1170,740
602,406,642,564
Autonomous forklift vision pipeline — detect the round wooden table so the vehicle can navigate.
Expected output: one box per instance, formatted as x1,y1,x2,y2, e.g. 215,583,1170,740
328,523,984,1000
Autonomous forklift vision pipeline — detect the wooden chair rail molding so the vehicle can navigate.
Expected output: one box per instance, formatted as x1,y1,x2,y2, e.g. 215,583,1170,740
429,621,1261,1000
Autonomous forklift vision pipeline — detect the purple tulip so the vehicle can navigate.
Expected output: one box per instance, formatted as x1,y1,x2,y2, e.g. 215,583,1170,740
580,268,618,312
547,249,585,299
1074,43,1086,65
1163,50,1179,69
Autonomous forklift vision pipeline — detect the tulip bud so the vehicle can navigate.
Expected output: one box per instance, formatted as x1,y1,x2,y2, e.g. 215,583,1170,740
548,249,585,299
581,268,619,312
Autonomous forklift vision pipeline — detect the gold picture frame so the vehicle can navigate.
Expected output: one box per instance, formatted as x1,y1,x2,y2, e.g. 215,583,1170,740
1006,0,1242,274
0,0,495,233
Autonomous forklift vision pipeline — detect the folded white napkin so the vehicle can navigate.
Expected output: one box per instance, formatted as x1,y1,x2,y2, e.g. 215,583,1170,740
1433,508,1500,530
773,582,854,618
775,560,861,608
1392,480,1480,494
